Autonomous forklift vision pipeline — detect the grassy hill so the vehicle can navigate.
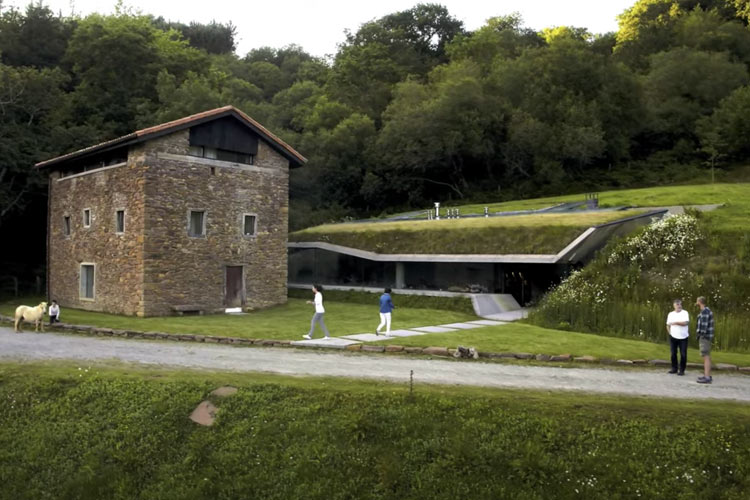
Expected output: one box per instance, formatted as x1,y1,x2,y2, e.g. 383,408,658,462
290,209,645,254
2,363,749,499
521,183,750,351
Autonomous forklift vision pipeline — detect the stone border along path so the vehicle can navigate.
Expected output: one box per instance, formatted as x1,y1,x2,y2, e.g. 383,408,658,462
1,315,749,373
2,328,750,402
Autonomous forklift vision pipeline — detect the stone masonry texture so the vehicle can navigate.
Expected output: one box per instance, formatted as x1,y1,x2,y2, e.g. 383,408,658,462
48,127,291,316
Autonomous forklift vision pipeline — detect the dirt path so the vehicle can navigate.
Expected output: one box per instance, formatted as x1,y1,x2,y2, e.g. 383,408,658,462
2,327,749,402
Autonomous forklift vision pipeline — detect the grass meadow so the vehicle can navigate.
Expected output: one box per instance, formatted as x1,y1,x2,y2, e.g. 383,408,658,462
0,362,748,499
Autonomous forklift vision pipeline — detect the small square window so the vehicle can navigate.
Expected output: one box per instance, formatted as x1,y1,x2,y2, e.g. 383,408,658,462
63,216,71,236
243,214,257,237
80,264,95,300
115,210,125,233
83,209,91,228
189,210,205,237
189,145,203,157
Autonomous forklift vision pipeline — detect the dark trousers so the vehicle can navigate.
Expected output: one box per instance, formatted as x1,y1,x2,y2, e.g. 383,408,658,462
49,314,59,324
670,336,688,373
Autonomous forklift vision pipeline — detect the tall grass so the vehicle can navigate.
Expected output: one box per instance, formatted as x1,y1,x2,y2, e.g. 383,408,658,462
529,211,750,354
529,301,750,353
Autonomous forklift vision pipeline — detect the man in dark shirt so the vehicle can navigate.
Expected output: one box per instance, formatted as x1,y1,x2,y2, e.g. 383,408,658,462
695,296,715,384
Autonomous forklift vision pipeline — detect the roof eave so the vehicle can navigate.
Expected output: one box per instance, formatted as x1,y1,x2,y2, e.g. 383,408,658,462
35,106,307,170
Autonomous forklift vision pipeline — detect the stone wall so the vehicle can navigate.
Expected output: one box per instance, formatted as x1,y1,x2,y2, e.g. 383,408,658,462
47,161,146,315
140,130,290,316
47,126,291,317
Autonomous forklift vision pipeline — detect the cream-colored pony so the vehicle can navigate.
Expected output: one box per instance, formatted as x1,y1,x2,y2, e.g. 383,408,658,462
14,302,48,333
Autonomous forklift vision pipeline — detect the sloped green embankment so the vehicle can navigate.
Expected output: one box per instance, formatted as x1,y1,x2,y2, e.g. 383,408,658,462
529,184,750,352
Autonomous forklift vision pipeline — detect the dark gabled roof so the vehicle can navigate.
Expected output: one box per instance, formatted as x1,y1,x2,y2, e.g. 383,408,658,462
35,106,307,169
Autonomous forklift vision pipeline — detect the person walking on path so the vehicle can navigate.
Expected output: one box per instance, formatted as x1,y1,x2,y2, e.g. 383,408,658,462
375,288,395,336
303,285,330,340
48,300,60,325
666,299,690,375
695,296,715,384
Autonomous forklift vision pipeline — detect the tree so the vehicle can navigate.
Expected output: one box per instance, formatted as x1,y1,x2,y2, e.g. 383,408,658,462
375,61,505,206
489,30,636,184
64,13,208,138
0,63,67,226
151,19,237,54
146,69,262,125
697,85,750,162
642,47,748,144
328,3,464,119
614,0,740,68
446,14,543,73
0,3,74,68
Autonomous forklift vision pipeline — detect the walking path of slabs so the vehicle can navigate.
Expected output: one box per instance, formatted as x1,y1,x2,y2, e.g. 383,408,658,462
292,319,505,348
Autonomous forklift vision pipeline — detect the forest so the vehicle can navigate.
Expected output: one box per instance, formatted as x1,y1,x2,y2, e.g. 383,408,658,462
3,0,750,282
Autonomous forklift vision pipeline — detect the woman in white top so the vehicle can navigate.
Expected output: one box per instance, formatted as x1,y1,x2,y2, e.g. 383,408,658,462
303,284,330,340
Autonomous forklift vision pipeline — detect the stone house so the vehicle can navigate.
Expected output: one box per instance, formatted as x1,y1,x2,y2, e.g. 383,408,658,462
36,106,306,317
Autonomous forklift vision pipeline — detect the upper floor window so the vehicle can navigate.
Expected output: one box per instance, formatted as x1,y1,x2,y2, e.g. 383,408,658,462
189,145,254,165
63,215,71,236
115,210,125,233
188,210,206,237
243,214,257,237
83,209,91,228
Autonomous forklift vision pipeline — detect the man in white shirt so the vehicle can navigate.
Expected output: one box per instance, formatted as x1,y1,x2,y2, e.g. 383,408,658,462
666,299,690,375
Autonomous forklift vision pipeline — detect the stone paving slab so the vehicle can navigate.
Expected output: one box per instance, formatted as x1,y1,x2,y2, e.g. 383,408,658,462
467,319,508,326
343,330,428,342
290,338,360,349
438,322,484,330
411,326,459,333
342,333,393,342
377,329,427,338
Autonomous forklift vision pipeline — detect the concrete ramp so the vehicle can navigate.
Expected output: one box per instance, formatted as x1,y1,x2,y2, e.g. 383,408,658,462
471,294,520,315
471,294,528,322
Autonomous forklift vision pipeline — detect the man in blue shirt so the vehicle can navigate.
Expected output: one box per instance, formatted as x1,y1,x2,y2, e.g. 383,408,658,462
375,288,395,336
695,296,715,384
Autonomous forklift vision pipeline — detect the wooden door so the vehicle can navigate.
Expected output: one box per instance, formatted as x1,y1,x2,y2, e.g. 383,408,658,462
225,266,244,307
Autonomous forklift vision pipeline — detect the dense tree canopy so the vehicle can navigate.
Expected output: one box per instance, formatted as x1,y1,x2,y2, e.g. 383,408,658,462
3,0,750,243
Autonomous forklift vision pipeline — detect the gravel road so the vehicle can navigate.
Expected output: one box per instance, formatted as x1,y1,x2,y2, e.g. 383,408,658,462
2,328,749,402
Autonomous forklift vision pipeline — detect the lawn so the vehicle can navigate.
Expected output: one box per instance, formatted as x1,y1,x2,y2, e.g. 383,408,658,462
4,294,750,367
0,297,473,341
372,323,750,367
0,362,748,499
290,209,645,254
449,183,750,230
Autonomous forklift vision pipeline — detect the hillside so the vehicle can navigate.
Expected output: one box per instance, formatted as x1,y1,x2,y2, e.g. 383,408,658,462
522,183,750,351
